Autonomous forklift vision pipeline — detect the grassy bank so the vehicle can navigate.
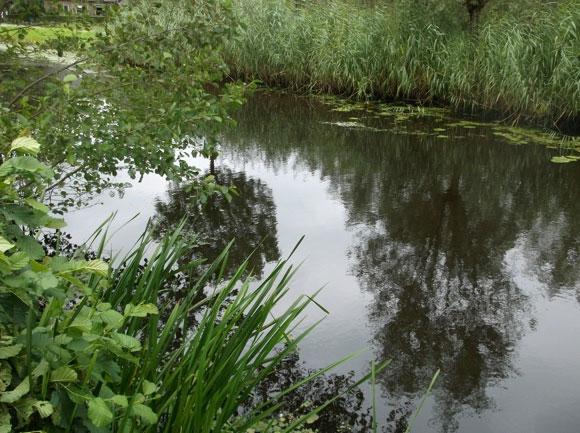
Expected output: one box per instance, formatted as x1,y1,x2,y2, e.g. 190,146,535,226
0,24,95,43
226,0,580,127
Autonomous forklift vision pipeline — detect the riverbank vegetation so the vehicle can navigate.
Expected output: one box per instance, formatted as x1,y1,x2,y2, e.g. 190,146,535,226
0,139,379,432
0,24,94,44
226,0,580,128
0,0,390,432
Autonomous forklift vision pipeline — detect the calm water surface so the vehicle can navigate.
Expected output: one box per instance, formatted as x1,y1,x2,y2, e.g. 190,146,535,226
66,92,580,433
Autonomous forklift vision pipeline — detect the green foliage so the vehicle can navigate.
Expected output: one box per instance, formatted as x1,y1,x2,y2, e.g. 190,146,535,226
4,0,45,21
0,138,161,432
226,0,580,126
1,0,247,211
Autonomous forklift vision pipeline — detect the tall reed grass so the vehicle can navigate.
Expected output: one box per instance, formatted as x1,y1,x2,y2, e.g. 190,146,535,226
226,0,580,126
90,225,380,432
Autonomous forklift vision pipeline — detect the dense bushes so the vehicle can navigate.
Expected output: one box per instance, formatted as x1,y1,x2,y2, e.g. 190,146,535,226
226,0,580,126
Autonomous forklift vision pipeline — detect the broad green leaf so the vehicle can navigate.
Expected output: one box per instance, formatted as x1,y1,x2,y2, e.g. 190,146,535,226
96,302,112,312
98,309,124,329
0,344,22,360
55,259,108,276
0,156,52,178
24,198,49,213
112,333,141,352
0,237,14,254
50,366,78,383
54,334,73,345
10,136,40,155
31,359,49,379
33,400,54,418
68,317,92,333
15,235,44,260
124,303,159,318
142,380,157,396
12,396,35,422
0,410,11,433
108,394,128,408
43,216,66,229
131,403,158,425
0,378,29,403
85,259,109,276
0,363,12,392
6,252,29,271
87,397,113,427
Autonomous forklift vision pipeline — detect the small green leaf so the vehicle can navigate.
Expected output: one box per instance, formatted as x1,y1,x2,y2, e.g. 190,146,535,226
124,303,159,318
15,236,44,260
0,410,11,433
131,403,158,425
33,400,54,418
108,394,128,408
50,366,78,383
112,333,141,352
87,397,113,427
99,309,124,329
31,359,49,379
10,136,40,155
0,156,53,178
0,237,15,254
0,344,22,360
0,378,30,403
142,380,157,396
305,414,319,424
24,198,49,213
85,259,109,276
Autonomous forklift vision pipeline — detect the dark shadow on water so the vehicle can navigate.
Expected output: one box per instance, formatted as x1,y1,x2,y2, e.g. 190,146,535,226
152,166,281,280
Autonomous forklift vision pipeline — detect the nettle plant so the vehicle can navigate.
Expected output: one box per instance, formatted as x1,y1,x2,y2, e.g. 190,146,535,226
0,137,159,432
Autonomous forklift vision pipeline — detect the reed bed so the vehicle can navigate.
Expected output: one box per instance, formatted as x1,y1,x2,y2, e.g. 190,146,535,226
226,0,580,126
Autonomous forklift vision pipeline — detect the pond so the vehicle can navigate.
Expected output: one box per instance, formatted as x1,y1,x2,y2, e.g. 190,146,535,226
64,91,580,433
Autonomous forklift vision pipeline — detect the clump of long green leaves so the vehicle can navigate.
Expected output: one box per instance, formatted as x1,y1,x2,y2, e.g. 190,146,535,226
0,137,381,432
226,0,580,126
103,229,382,433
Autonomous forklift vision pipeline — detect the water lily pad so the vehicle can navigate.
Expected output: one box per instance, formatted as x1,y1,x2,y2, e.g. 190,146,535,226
550,156,577,163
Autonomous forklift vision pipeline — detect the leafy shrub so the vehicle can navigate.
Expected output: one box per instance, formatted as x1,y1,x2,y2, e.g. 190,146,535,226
0,136,159,432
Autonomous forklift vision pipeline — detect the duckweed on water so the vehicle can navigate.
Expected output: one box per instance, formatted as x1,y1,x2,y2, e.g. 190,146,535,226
316,93,579,163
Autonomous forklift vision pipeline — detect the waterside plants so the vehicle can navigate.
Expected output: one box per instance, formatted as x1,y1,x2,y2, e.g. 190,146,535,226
226,0,580,128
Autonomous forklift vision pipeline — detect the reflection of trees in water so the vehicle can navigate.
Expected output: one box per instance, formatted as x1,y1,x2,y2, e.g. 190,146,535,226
220,92,580,431
153,167,280,279
351,177,528,432
249,351,373,433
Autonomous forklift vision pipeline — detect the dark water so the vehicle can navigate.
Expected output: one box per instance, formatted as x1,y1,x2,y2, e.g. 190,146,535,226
66,92,580,433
